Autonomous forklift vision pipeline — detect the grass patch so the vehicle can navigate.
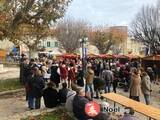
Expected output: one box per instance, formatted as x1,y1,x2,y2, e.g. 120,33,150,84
22,109,75,120
0,78,22,92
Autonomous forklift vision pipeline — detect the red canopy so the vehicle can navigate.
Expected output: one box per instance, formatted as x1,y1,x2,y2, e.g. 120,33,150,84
59,53,78,59
111,54,141,60
112,55,127,59
98,54,113,59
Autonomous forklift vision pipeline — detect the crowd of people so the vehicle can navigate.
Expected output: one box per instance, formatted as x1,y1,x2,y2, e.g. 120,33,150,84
19,55,159,120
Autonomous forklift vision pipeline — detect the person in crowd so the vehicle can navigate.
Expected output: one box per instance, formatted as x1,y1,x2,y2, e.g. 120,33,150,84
41,63,48,81
92,60,98,76
99,96,110,114
27,67,39,109
129,68,141,102
46,60,52,74
99,61,104,77
60,61,68,83
58,82,69,105
93,77,105,99
42,82,59,108
141,72,152,105
153,64,159,84
34,58,40,68
65,84,77,112
34,69,45,109
85,64,95,99
96,61,101,77
68,63,76,88
77,66,84,87
122,107,139,120
112,67,119,93
20,53,26,63
123,64,131,92
102,66,114,93
119,66,125,84
28,58,37,74
147,67,155,83
50,61,60,88
20,57,29,85
20,58,30,100
73,87,91,120
93,112,109,120
133,61,138,68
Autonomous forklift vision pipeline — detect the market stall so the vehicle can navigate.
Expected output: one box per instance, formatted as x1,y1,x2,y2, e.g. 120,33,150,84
87,53,98,59
142,54,160,69
125,54,141,61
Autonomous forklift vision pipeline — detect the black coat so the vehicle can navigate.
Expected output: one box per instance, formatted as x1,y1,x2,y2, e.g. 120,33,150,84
42,87,59,108
73,95,90,120
93,77,105,90
77,69,84,87
58,88,68,103
50,65,60,84
20,63,30,85
27,75,45,98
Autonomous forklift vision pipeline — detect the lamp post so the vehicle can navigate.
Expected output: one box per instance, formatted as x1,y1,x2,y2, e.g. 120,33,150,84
79,37,88,78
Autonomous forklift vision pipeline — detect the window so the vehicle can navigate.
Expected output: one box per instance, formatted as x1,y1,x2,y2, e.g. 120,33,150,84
47,42,50,47
55,42,58,47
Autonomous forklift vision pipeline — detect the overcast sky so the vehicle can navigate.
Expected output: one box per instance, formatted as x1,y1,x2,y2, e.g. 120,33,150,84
65,0,157,26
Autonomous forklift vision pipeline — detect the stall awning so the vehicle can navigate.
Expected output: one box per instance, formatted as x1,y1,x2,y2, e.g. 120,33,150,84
142,55,160,61
98,54,113,59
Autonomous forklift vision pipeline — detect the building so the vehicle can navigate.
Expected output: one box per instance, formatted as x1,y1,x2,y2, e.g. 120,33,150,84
126,37,145,56
38,37,64,55
38,37,59,51
18,36,64,58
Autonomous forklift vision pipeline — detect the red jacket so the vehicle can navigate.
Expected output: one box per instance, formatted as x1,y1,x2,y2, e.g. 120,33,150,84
68,67,76,81
60,65,68,80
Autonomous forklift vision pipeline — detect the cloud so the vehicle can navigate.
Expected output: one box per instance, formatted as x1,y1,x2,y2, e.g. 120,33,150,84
119,21,128,26
66,0,158,26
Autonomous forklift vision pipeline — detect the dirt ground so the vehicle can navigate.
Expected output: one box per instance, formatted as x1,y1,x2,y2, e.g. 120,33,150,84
0,67,19,80
0,84,159,120
0,91,46,120
0,67,159,120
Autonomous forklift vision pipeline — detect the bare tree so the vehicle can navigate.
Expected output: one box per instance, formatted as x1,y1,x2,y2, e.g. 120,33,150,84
131,2,160,55
56,18,88,53
90,29,113,54
89,26,128,54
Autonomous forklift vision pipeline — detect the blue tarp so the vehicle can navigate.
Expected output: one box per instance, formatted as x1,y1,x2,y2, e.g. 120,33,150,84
12,47,18,53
